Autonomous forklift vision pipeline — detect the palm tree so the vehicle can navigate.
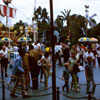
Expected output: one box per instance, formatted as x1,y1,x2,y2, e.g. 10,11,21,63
60,9,71,33
88,14,97,28
85,13,97,36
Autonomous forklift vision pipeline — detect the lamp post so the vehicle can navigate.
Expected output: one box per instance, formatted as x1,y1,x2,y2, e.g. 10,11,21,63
24,23,28,44
32,19,37,42
3,0,12,26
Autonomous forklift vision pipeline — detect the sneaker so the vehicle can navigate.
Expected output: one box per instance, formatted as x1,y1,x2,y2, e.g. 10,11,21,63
71,88,74,91
76,88,80,92
10,94,18,98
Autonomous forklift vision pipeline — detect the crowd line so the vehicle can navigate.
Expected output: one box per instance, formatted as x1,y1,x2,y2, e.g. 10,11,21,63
0,41,100,98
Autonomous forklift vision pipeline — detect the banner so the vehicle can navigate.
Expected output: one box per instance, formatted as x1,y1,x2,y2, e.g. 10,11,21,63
0,4,16,18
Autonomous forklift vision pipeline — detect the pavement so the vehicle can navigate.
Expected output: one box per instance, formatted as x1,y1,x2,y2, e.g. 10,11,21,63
0,61,100,100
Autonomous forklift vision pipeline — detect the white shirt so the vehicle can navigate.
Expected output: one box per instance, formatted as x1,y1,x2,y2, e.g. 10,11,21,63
54,45,61,53
0,50,8,58
97,50,100,57
83,52,95,60
13,46,19,52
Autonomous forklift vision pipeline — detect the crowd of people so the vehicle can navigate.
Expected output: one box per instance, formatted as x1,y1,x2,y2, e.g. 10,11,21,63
0,41,100,98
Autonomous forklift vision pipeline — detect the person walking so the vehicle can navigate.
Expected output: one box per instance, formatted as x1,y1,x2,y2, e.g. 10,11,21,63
62,63,70,93
29,45,42,89
68,51,79,92
22,48,30,90
54,43,62,66
10,48,30,98
85,56,96,97
42,52,51,88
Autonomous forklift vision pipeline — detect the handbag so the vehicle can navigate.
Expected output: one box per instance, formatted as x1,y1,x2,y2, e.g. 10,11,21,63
78,66,84,72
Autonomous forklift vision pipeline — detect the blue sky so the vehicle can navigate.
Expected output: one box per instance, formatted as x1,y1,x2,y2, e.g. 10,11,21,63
0,0,100,26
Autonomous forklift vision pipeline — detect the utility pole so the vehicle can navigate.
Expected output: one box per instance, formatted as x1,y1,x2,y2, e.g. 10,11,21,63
85,5,89,36
32,0,37,42
50,0,56,100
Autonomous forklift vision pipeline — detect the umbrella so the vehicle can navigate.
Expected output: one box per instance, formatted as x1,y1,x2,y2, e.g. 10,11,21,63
0,37,12,42
18,37,32,42
78,37,91,42
90,37,98,42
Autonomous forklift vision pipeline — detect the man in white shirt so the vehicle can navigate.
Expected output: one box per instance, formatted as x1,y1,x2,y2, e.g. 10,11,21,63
83,48,95,66
54,43,62,66
0,46,9,77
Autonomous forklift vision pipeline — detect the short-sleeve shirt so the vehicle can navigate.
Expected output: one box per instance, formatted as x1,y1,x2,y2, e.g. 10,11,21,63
69,57,76,71
0,50,8,58
85,64,94,78
63,68,70,80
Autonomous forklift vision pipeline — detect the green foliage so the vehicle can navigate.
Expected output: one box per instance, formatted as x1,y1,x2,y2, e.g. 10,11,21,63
33,6,50,42
14,20,25,37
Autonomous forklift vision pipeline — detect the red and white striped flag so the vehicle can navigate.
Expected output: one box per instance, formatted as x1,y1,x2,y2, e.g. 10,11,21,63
0,4,16,18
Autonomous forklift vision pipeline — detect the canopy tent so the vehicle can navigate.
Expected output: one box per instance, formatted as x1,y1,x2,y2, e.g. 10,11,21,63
90,37,98,42
78,37,91,42
17,37,32,42
0,37,12,42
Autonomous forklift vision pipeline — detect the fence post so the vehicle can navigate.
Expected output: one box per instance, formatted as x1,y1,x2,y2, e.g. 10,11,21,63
57,87,60,100
88,91,92,100
1,67,5,100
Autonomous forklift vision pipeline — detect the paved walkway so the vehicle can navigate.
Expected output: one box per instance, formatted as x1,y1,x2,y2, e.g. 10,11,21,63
0,64,100,100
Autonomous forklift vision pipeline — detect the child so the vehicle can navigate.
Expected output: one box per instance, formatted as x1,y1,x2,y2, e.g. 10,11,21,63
62,63,70,93
85,56,96,97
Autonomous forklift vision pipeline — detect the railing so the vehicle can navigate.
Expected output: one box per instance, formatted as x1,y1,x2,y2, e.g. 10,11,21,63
1,67,100,100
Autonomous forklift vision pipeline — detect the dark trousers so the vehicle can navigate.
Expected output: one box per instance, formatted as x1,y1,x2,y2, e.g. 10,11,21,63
64,57,69,63
40,66,43,80
30,69,38,89
86,79,96,94
79,55,83,66
62,79,69,91
97,57,100,67
1,58,8,76
55,52,62,66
